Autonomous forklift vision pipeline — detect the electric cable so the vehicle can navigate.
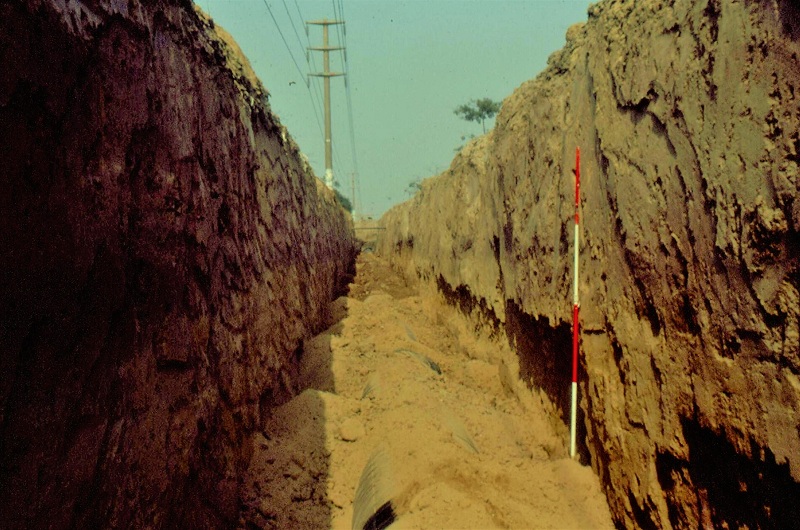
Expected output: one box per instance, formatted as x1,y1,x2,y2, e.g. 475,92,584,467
260,0,326,166
260,0,307,88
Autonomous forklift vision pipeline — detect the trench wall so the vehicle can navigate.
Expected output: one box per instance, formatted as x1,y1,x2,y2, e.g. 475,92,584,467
378,0,800,527
0,1,356,527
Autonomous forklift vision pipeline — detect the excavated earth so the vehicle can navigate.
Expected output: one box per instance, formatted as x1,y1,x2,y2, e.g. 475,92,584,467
378,0,800,528
239,253,614,529
3,0,800,529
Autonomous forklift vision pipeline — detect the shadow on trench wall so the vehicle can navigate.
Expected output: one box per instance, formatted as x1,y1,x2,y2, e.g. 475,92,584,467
242,227,356,527
504,300,591,464
656,418,800,529
432,274,590,463
435,276,502,333
240,328,341,528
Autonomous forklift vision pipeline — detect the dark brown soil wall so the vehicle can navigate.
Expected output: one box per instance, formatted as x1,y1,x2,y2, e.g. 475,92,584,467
0,1,356,527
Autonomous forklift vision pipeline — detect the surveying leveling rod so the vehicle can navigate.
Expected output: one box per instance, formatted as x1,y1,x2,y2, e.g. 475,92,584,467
570,147,580,460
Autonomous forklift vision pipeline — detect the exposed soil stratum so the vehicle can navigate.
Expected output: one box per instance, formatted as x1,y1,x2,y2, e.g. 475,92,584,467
1,0,356,527
2,0,799,529
379,0,800,528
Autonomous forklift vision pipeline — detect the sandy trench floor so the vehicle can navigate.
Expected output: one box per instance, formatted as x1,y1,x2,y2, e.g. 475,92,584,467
239,253,614,529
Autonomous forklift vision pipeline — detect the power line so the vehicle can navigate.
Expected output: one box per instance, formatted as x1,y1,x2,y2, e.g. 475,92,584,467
297,7,328,150
264,0,353,191
343,65,360,211
294,0,325,108
331,0,347,68
339,0,348,61
260,0,326,161
260,0,307,87
305,76,326,140
292,0,305,26
282,0,307,60
280,0,327,141
290,0,348,185
335,0,361,216
344,84,360,213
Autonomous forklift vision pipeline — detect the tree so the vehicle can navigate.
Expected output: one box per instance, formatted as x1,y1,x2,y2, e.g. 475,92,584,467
332,184,353,212
454,98,502,134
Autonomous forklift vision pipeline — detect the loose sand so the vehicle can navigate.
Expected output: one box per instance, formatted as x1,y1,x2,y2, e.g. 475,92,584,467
239,253,614,529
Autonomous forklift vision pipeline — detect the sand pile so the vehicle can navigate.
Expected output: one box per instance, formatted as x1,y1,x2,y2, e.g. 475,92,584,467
240,254,613,529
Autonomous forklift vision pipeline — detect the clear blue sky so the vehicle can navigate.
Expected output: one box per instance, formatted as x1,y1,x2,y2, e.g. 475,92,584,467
196,0,591,218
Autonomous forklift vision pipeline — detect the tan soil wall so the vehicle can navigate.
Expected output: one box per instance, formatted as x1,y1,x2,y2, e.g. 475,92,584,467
378,0,800,527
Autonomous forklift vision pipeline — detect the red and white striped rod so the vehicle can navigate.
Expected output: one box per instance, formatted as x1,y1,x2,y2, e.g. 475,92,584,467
570,146,580,459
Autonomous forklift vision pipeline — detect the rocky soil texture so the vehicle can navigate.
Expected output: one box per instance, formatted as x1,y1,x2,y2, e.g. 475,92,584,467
0,0,355,527
379,0,800,528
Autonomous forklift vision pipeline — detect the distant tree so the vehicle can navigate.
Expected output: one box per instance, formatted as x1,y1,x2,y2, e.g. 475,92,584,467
333,187,353,213
454,98,502,134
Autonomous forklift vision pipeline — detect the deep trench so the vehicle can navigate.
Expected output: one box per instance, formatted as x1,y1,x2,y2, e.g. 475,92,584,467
434,277,591,464
4,0,800,528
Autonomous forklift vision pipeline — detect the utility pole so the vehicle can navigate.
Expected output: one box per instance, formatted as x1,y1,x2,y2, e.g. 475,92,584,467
307,19,344,190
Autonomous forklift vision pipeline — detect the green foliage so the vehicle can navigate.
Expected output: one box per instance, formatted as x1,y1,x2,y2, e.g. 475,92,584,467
334,187,353,212
454,98,502,134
